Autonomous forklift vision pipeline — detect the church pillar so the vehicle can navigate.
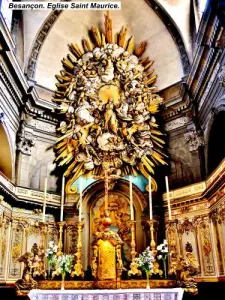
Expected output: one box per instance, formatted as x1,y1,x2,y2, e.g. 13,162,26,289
5,220,12,282
211,211,225,276
15,120,35,187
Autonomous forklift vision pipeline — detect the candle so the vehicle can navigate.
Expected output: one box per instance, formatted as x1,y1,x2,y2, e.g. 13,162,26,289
149,175,152,220
129,176,134,220
165,176,172,220
79,179,83,222
42,177,48,222
60,175,65,221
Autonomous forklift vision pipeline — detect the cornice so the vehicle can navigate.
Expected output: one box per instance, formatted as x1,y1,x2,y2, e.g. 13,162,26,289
0,173,60,208
0,12,15,51
145,0,190,75
163,158,225,208
0,14,58,123
25,10,61,80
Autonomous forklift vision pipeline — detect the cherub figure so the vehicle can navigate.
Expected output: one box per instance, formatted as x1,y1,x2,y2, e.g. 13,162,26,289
15,252,38,291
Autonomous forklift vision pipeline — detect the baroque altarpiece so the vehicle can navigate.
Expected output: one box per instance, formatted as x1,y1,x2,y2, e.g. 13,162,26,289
0,0,225,294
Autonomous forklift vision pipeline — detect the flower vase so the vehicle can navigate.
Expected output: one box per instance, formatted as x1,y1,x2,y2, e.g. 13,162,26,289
163,259,167,279
146,271,151,289
48,264,51,280
61,273,65,290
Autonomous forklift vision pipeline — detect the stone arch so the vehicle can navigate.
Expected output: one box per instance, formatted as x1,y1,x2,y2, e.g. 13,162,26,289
0,124,13,179
147,0,190,74
25,0,190,82
29,153,57,192
25,10,61,80
168,154,195,189
80,179,147,270
207,107,225,175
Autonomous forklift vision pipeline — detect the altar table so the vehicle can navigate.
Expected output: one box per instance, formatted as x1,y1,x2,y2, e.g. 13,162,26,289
28,288,184,300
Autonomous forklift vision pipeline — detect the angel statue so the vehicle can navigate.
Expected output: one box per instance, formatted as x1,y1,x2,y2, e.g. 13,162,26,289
15,252,38,292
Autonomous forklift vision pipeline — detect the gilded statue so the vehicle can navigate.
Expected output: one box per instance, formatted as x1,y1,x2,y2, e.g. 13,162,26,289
170,242,199,295
15,252,38,292
91,216,124,281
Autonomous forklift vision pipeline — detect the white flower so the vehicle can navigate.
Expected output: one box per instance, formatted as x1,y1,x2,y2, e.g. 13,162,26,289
49,241,54,248
53,245,58,253
163,239,168,246
158,255,162,260
157,245,162,251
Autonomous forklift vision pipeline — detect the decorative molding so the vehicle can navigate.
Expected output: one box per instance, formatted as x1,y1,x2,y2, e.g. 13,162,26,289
198,63,221,110
163,182,206,201
206,159,225,188
145,0,190,75
164,116,189,131
0,59,22,105
26,11,61,80
184,129,205,152
0,173,60,207
218,65,225,87
16,131,35,155
15,186,60,206
27,118,56,133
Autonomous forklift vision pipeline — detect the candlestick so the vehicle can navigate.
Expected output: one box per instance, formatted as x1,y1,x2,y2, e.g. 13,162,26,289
79,179,83,222
128,221,141,276
129,176,134,220
71,221,84,278
56,221,65,257
149,175,152,220
165,176,172,220
148,220,163,277
60,176,65,221
42,177,48,222
104,170,108,214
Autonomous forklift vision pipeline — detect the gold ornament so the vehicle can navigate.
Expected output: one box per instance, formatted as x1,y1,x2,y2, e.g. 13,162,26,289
53,13,167,193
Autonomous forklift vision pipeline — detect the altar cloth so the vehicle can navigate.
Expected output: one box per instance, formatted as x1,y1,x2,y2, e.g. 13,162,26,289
28,288,184,300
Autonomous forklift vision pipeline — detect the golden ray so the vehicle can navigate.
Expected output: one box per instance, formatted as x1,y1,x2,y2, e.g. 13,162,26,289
82,37,93,52
144,60,154,70
151,135,165,144
90,26,102,47
104,11,113,43
101,33,106,47
135,41,147,57
126,36,135,53
118,25,128,48
67,54,77,65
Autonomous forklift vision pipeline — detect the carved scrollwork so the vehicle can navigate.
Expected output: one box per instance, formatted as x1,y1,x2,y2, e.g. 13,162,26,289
184,129,204,152
177,218,195,235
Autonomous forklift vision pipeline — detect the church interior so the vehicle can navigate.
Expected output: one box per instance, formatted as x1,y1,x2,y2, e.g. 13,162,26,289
0,0,225,299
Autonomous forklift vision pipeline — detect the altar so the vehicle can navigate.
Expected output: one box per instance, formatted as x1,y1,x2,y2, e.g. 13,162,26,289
28,288,184,300
14,12,199,300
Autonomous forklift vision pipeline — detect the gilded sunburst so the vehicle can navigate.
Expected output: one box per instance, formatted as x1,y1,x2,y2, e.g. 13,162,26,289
53,12,167,193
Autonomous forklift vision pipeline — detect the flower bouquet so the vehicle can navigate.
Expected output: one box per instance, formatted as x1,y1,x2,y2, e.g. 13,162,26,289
52,254,74,290
135,247,154,289
157,239,168,278
46,241,58,267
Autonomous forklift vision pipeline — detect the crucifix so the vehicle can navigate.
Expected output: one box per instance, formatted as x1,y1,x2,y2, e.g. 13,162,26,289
94,169,120,215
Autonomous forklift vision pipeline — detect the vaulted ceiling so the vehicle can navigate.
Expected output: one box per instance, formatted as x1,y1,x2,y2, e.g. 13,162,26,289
21,0,206,92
